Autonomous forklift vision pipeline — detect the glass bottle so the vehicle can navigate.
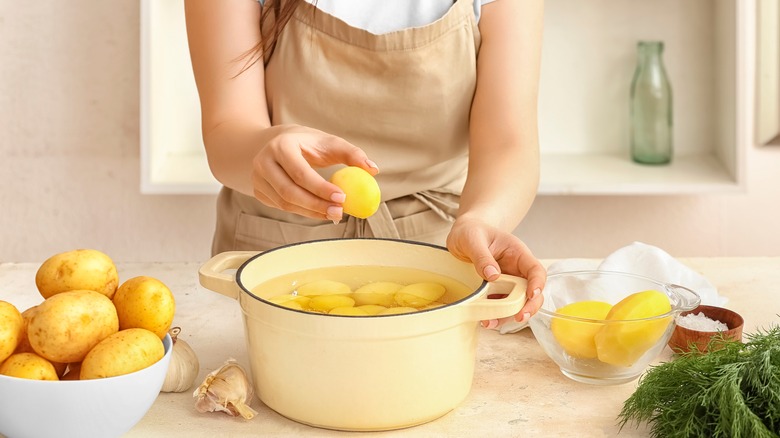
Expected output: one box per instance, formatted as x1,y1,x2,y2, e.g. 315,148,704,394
630,41,673,164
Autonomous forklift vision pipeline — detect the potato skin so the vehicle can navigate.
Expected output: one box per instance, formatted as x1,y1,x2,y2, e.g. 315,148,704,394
0,301,23,363
80,328,164,379
113,276,175,339
0,352,59,380
28,290,119,363
35,249,119,299
13,305,38,354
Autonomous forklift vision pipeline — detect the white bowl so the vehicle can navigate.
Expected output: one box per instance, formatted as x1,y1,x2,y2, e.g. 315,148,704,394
0,334,172,438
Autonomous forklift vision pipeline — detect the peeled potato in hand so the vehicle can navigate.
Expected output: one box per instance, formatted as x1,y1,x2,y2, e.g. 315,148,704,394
80,328,164,379
0,301,23,363
330,166,381,219
35,249,119,299
113,276,175,339
28,290,119,363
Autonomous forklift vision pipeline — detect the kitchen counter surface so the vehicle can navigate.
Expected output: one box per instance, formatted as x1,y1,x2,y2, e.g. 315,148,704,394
1,257,778,437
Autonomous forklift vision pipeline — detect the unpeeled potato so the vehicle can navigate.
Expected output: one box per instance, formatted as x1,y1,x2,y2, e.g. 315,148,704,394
0,352,59,380
13,305,39,354
14,306,68,377
80,328,164,379
35,249,119,299
0,300,23,363
113,276,175,339
28,290,119,363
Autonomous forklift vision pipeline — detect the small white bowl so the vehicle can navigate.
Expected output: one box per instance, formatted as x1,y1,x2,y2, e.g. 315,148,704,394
0,334,172,438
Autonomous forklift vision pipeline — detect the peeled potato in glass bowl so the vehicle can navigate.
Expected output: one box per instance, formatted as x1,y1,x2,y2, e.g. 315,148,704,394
528,270,701,385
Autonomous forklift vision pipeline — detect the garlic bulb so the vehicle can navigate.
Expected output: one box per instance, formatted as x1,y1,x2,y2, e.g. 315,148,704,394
161,327,200,393
193,359,258,420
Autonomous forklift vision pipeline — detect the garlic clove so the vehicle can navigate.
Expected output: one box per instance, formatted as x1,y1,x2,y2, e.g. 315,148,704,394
193,359,257,420
161,327,200,393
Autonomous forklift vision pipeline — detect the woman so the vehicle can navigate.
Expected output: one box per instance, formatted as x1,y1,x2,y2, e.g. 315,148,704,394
184,0,545,325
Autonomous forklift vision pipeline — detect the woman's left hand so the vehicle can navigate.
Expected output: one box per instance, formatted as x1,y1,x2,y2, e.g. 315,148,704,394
446,217,546,324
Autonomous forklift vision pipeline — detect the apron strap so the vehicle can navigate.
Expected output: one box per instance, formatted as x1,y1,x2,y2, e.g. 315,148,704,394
413,190,458,223
364,202,402,239
342,202,402,239
343,189,459,240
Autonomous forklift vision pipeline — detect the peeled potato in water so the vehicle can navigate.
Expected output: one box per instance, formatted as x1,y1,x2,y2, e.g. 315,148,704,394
268,294,311,310
329,306,370,316
352,282,403,307
296,280,352,297
356,305,388,315
309,295,355,313
394,282,446,308
378,307,418,315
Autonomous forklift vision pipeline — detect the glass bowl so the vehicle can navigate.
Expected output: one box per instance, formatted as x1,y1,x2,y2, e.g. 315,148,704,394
528,270,700,385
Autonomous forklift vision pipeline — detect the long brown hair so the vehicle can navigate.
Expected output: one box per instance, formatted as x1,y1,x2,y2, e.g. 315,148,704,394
238,0,306,73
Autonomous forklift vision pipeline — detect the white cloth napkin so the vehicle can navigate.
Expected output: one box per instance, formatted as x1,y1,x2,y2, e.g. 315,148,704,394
496,241,727,334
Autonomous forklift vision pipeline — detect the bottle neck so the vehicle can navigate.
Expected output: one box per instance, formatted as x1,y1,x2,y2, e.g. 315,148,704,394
637,41,664,67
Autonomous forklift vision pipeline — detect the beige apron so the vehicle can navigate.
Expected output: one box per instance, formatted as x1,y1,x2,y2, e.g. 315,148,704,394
212,0,481,255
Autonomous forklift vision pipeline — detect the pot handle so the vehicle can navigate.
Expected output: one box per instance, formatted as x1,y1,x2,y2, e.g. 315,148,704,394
198,251,258,300
460,274,528,322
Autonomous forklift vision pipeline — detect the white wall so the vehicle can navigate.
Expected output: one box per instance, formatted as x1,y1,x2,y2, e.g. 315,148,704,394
1,1,778,263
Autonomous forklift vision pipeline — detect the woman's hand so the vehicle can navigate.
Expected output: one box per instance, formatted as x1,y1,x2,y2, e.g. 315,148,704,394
251,124,378,222
446,217,546,324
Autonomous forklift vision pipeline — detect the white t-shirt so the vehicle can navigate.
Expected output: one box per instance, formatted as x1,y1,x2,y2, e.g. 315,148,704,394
258,0,496,34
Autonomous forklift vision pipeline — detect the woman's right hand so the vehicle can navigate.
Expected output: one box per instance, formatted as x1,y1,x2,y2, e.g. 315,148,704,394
251,124,378,223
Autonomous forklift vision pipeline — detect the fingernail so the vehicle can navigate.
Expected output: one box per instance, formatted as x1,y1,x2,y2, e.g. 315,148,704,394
327,205,342,224
481,319,500,329
366,159,379,170
330,192,346,203
532,288,541,298
483,265,499,279
517,312,531,323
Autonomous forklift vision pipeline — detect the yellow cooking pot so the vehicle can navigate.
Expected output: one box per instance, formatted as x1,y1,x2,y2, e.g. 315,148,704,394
199,238,527,431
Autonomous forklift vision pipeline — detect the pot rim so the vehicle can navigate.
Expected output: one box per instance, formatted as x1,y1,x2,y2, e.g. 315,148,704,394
234,237,489,318
536,269,701,323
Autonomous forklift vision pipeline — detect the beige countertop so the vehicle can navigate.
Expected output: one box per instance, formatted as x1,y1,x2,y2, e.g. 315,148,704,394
1,257,778,437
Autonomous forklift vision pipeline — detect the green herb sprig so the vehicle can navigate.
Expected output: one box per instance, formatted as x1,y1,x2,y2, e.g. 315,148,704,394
618,325,780,438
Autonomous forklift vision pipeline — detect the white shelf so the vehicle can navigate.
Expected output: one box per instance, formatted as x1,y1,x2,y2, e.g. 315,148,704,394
140,0,752,196
141,149,220,195
539,152,740,195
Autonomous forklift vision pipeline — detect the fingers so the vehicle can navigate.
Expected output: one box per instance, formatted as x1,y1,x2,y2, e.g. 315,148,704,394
515,286,543,323
275,152,347,217
252,129,378,221
252,160,342,221
474,255,502,282
308,135,379,176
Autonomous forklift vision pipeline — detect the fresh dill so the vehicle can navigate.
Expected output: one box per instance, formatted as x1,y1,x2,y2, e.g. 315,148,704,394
618,324,780,438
